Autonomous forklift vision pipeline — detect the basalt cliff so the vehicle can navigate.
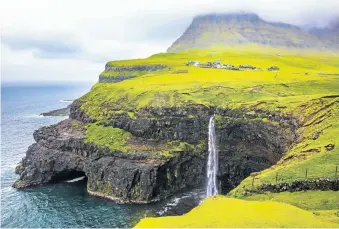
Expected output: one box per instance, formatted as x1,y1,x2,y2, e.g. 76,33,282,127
13,99,297,203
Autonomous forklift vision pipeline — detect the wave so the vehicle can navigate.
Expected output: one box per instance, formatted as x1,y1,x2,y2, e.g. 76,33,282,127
65,176,86,183
59,100,73,103
156,189,204,216
23,114,45,119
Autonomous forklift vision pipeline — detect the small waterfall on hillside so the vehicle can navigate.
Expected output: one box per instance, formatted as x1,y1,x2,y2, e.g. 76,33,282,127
206,115,218,197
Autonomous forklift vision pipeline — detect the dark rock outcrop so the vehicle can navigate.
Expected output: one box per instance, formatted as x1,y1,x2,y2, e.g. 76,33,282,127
99,64,168,83
99,75,135,83
216,115,296,191
325,144,335,151
104,64,167,72
40,105,70,116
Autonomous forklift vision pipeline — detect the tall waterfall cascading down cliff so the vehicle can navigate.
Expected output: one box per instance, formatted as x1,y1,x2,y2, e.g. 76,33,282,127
206,115,218,197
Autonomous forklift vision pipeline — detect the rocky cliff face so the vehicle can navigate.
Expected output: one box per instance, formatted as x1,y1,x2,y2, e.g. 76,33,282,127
99,64,168,83
13,100,298,203
13,118,205,203
167,13,339,52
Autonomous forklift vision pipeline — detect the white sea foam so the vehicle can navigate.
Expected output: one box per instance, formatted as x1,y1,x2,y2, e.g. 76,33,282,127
23,114,45,119
65,176,86,183
59,100,73,103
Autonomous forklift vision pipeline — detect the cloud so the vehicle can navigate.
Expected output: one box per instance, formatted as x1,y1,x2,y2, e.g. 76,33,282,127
2,35,82,58
1,43,101,83
1,0,338,82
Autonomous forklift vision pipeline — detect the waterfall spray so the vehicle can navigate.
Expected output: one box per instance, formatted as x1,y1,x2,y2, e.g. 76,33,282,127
206,115,218,197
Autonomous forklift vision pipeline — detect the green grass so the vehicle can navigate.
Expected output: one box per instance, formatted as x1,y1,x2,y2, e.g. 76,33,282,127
160,140,206,158
243,191,339,211
127,112,136,119
263,147,338,182
84,123,132,152
135,196,339,228
314,210,339,224
71,120,84,130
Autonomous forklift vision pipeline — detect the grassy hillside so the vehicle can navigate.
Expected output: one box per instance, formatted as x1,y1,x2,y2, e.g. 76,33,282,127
135,196,339,228
81,47,339,117
84,123,132,152
78,47,339,227
80,46,339,175
243,191,339,211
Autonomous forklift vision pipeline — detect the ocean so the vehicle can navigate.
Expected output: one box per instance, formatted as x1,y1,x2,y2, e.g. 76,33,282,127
0,83,203,228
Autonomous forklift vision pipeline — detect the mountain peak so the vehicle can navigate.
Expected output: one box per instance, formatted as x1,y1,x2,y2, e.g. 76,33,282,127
167,13,338,52
192,12,261,23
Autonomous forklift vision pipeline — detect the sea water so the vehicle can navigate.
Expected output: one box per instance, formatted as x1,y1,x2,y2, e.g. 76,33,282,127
0,83,203,228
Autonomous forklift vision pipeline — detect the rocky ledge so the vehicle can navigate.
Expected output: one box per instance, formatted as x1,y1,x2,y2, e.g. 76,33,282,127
13,101,298,203
99,64,168,83
40,105,70,116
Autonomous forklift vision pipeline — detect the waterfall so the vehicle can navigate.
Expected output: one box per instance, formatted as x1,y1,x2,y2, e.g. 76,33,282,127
206,115,218,197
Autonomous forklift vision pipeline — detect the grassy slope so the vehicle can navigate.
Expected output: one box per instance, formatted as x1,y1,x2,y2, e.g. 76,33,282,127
314,210,339,224
135,196,339,228
244,191,339,211
84,123,132,152
80,47,339,118
84,123,206,157
230,98,339,199
78,47,339,226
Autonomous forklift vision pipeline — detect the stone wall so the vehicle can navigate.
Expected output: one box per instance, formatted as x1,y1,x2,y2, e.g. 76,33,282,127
260,179,339,192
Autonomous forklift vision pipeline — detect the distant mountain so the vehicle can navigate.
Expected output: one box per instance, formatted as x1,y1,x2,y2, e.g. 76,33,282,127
167,13,339,52
329,18,339,31
310,18,339,49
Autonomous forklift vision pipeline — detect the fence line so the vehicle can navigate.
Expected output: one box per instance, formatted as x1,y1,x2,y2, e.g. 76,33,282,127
251,166,339,187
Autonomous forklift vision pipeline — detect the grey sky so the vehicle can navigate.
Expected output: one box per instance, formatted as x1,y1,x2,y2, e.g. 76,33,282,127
1,0,338,83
